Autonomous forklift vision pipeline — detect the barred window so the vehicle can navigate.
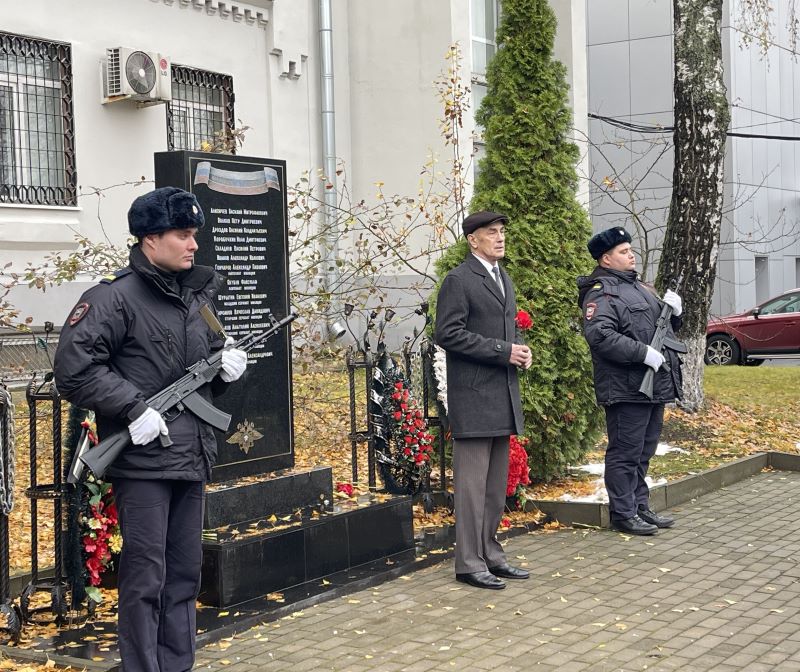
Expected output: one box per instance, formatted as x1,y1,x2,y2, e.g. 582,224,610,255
0,31,76,206
167,65,234,152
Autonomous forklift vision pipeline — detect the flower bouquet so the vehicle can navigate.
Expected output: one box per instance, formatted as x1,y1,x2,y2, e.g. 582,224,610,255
506,435,531,511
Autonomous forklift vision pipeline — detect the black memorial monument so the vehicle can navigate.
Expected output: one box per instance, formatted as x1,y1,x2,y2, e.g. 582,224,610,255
154,151,413,608
155,151,293,481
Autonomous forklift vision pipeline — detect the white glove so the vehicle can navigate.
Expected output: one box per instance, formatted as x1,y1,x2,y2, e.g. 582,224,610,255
662,289,683,316
128,407,169,446
643,345,666,371
220,336,248,382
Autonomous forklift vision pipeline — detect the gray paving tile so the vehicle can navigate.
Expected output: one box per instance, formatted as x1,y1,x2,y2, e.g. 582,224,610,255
201,470,800,671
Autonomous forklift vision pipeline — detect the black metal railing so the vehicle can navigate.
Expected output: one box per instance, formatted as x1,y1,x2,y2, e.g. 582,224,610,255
20,374,68,625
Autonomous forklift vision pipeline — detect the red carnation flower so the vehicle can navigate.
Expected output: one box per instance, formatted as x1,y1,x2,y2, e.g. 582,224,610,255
515,309,533,330
335,482,355,497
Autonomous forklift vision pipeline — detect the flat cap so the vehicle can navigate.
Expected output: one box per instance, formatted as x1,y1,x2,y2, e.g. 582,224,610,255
462,210,508,237
128,187,205,237
588,227,632,260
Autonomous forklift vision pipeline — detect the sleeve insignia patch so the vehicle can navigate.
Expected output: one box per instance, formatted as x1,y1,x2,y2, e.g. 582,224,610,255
69,302,90,326
585,302,597,320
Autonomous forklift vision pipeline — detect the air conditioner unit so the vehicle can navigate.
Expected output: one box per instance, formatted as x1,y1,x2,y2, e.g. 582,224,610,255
101,47,171,105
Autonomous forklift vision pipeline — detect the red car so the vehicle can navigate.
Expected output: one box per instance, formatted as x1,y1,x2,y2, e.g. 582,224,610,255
705,289,800,365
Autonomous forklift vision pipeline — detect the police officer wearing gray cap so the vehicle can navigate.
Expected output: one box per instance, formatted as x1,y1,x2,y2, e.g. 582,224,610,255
55,187,248,672
435,211,532,589
577,227,683,535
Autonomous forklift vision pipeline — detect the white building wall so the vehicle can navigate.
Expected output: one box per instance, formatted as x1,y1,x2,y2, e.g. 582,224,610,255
1,0,588,333
587,0,800,315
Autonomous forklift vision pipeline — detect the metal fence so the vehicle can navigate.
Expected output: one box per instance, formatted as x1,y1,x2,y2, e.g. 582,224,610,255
0,333,58,385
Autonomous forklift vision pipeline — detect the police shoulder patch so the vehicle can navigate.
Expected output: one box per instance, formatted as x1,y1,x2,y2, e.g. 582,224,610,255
69,302,90,326
585,302,597,320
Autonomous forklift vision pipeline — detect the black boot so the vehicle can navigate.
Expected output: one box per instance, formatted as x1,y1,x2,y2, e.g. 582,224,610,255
638,505,674,528
612,515,658,535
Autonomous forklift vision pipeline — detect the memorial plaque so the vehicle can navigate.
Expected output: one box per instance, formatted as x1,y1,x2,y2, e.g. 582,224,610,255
155,151,293,481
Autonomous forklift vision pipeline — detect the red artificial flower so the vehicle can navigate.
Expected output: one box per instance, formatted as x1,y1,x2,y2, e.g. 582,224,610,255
501,517,511,528
393,411,403,421
335,482,355,497
515,309,533,330
394,382,404,390
392,392,402,401
506,435,531,497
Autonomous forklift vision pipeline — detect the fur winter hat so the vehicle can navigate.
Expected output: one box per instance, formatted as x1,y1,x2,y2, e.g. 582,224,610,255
128,187,205,236
587,227,632,260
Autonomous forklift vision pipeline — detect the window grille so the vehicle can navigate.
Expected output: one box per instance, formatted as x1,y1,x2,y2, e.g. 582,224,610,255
0,31,76,206
166,66,234,152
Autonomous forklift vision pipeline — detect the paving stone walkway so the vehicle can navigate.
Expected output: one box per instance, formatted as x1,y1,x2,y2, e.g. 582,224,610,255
196,470,800,671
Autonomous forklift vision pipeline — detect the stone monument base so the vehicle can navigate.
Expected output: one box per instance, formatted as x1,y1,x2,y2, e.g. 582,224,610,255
199,468,414,607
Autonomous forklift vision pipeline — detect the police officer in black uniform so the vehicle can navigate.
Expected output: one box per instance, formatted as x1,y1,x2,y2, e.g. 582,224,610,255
55,187,248,672
577,227,683,536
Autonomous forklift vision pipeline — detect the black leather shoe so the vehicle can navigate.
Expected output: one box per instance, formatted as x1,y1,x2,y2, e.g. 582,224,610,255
638,506,674,528
455,571,506,589
488,563,529,580
612,515,658,536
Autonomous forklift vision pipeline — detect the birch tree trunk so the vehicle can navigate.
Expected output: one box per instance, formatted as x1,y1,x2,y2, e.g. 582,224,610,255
656,0,730,412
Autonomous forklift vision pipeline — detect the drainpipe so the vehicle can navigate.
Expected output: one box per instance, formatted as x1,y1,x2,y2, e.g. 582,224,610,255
319,0,344,340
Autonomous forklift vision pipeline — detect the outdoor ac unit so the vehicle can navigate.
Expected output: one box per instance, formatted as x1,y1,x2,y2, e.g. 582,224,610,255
101,47,171,105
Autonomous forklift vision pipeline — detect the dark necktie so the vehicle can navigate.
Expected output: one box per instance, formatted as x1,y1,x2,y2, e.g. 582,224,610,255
492,266,505,298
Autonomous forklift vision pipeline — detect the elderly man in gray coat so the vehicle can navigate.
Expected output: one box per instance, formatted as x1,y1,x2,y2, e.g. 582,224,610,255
435,210,532,590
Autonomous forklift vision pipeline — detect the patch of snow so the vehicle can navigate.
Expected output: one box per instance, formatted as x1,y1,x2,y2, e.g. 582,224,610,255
560,478,607,503
559,475,667,504
655,443,688,456
574,463,605,476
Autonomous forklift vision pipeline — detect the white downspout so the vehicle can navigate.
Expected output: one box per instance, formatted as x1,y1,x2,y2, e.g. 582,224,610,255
318,0,344,340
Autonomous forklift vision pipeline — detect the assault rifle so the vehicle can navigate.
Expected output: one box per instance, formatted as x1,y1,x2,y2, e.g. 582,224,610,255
67,310,297,483
639,285,687,400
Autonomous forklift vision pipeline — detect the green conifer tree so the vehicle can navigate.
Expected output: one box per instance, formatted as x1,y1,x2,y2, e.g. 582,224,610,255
433,0,600,480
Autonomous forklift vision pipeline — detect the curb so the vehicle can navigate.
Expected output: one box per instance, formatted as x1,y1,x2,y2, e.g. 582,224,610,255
527,451,797,527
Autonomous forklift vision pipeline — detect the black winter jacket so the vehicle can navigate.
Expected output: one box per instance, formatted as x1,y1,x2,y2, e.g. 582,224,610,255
54,245,227,480
577,267,683,406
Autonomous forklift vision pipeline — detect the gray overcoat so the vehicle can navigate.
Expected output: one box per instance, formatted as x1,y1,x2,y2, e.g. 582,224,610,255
434,254,525,439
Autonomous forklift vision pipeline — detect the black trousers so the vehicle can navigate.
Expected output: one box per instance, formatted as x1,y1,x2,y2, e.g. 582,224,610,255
111,479,205,672
604,402,664,522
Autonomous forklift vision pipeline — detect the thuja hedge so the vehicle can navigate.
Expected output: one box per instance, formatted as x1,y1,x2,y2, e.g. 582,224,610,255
431,0,602,480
